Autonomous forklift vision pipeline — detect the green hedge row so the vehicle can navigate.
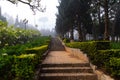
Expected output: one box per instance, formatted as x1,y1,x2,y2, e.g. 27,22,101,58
25,45,48,54
66,41,110,61
96,49,120,66
12,54,38,80
66,41,120,78
0,45,48,80
96,49,120,78
0,36,50,56
0,55,13,80
66,41,110,50
108,57,120,77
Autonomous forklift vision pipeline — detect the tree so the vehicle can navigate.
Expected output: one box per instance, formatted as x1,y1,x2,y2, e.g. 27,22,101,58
7,0,45,13
104,0,109,40
56,0,93,41
114,3,120,41
56,0,72,38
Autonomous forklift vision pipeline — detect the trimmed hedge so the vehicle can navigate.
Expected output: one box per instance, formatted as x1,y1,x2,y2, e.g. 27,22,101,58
25,45,48,54
12,54,38,80
66,41,110,61
0,55,13,79
111,42,120,49
66,41,120,78
66,41,110,51
108,57,120,77
0,45,48,80
0,36,50,56
95,49,120,67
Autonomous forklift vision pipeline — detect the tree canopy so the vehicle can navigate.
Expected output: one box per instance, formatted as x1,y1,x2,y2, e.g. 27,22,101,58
55,0,120,41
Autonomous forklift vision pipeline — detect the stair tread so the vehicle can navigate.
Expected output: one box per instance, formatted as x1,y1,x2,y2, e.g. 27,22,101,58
42,63,89,65
41,67,92,70
41,63,90,67
40,73,96,77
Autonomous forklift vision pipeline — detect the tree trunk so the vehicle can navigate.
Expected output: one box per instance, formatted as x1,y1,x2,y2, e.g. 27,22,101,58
70,26,74,40
82,28,87,41
78,23,83,41
98,0,101,40
104,0,109,40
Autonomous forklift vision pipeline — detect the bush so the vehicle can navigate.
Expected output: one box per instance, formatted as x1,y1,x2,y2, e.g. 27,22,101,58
111,42,120,49
0,55,13,79
63,38,70,43
66,41,110,51
0,45,48,80
12,54,38,80
108,57,120,78
66,41,120,78
94,49,120,67
0,45,26,55
11,45,48,80
66,41,110,62
0,36,50,56
92,41,110,50
25,45,48,55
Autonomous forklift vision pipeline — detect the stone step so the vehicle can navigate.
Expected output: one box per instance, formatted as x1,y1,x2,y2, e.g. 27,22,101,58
40,73,98,80
41,67,93,73
41,63,90,68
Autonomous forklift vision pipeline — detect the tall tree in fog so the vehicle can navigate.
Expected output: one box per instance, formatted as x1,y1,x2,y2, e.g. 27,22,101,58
56,0,92,41
114,3,120,41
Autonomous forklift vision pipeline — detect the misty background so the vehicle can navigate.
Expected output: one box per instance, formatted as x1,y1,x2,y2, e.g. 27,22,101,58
0,0,58,36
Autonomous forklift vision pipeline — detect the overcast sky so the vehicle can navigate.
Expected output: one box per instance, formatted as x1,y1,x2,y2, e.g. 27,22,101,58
0,0,59,30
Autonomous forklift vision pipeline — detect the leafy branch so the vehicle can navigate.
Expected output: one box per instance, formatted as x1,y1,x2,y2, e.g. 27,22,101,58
7,0,46,14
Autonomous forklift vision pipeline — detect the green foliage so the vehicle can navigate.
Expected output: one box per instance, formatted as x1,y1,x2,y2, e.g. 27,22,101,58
111,42,120,49
12,54,37,80
66,41,110,51
63,38,70,43
108,57,120,78
0,21,41,48
66,41,120,78
26,45,48,54
66,41,110,61
0,32,50,80
0,55,13,79
92,41,110,50
0,45,48,80
95,49,120,67
28,36,50,48
0,45,26,55
0,36,50,56
12,45,48,80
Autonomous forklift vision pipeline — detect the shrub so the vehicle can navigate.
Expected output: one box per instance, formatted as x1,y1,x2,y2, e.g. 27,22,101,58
12,54,38,80
111,42,120,49
63,38,70,43
66,41,110,51
0,36,50,56
0,45,26,55
92,41,110,50
11,45,48,80
66,41,120,78
0,45,48,80
108,57,120,78
0,55,13,79
66,41,110,62
94,49,120,67
25,45,48,55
